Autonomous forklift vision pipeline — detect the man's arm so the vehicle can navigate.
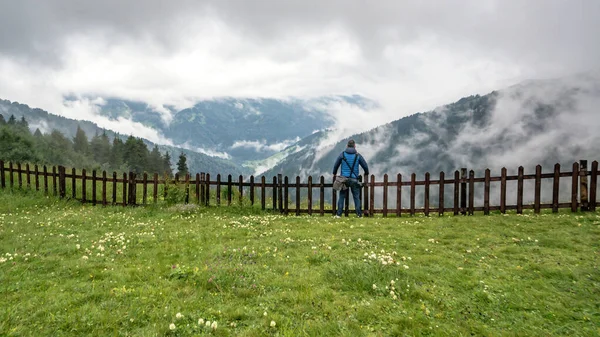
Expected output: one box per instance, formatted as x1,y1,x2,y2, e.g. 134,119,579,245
332,153,343,174
359,155,369,175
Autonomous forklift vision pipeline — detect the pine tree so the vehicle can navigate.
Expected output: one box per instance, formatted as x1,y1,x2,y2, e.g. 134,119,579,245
7,114,16,125
33,128,43,138
17,116,29,130
109,136,125,169
73,125,89,155
0,114,6,125
163,151,173,177
123,136,149,174
148,145,163,174
90,131,111,165
176,152,189,177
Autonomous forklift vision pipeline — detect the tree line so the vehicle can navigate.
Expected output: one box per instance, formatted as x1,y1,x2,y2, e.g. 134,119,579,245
0,114,190,177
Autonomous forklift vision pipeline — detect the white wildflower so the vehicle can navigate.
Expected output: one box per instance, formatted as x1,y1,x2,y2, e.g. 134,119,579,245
169,323,176,330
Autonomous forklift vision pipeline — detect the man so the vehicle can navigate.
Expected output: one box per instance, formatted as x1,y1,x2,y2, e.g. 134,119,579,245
332,139,369,218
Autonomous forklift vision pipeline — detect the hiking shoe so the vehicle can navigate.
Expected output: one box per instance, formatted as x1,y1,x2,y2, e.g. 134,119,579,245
333,215,341,219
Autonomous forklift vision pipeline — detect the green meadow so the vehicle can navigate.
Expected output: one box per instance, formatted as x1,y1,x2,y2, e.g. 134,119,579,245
0,190,598,336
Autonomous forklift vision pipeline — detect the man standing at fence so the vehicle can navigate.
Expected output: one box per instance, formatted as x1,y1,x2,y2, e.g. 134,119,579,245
332,139,369,218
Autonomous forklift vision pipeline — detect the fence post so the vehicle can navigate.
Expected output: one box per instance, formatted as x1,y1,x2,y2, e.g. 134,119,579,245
81,168,87,202
102,171,107,206
320,176,325,216
272,176,277,211
261,176,265,210
484,169,490,215
278,174,283,213
58,166,66,198
370,175,375,217
590,161,598,211
439,172,444,216
534,165,541,214
571,162,579,212
307,176,312,216
52,166,57,196
363,173,369,217
296,176,301,216
92,170,97,205
239,175,244,206
460,168,467,215
129,172,137,206
552,164,560,213
205,173,210,206
216,174,221,206
383,174,388,217
0,160,4,189
424,172,430,216
185,173,190,204
517,166,524,214
332,175,337,216
113,172,118,205
410,173,416,216
500,168,507,214
9,162,14,189
152,173,158,204
250,175,255,206
26,163,31,188
227,174,232,206
468,170,474,215
579,160,588,211
18,163,22,189
122,172,127,207
453,170,459,215
71,168,76,198
284,176,289,215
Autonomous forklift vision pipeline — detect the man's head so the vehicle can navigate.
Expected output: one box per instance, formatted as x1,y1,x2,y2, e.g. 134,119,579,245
347,139,356,148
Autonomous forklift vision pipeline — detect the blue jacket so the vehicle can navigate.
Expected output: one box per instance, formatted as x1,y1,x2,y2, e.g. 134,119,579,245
332,147,369,178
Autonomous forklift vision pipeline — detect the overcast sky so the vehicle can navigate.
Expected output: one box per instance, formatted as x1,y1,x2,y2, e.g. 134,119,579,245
1,0,599,141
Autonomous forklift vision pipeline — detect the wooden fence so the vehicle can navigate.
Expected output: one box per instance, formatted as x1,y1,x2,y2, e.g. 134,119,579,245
0,159,597,216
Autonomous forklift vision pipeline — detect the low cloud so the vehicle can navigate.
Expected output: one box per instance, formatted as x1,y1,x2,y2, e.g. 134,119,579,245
231,137,301,153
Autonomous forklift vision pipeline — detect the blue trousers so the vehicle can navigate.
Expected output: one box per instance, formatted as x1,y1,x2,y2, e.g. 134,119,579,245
336,179,362,216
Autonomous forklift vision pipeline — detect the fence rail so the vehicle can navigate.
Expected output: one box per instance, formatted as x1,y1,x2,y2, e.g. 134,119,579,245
0,159,597,216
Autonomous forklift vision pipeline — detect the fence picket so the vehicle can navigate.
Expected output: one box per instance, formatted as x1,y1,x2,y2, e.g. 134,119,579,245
571,162,579,212
410,173,416,216
102,171,107,206
0,160,4,189
296,176,300,216
439,172,444,216
453,170,459,215
113,172,118,204
239,175,243,206
383,174,388,217
52,166,57,196
250,175,255,205
26,163,31,188
552,164,560,213
308,176,312,216
81,168,86,203
17,162,22,188
320,176,325,216
424,172,430,216
284,176,289,215
261,176,265,210
468,170,474,215
500,168,507,214
484,169,490,215
534,165,541,214
92,170,97,205
517,166,524,214
590,161,598,211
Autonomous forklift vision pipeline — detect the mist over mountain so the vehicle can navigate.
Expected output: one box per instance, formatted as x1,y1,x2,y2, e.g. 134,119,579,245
261,73,600,183
84,96,373,163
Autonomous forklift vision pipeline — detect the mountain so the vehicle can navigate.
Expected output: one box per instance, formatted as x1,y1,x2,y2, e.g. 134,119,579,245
90,96,372,162
0,99,247,176
261,73,600,181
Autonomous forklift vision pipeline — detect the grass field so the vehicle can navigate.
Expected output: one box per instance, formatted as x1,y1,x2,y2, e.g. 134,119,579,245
0,190,599,336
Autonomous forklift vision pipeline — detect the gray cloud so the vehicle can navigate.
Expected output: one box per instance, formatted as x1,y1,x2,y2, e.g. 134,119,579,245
0,0,599,148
